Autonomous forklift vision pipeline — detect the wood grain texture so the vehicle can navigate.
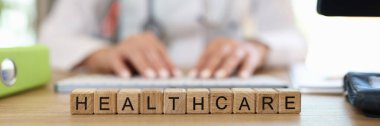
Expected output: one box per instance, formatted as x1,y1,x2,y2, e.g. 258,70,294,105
164,88,186,114
140,88,163,114
94,89,118,114
70,89,95,115
232,88,255,114
186,88,210,114
255,88,278,114
1,70,380,125
276,88,301,114
117,89,141,114
210,88,233,114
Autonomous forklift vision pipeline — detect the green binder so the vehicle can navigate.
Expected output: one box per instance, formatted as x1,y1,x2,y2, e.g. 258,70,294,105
0,45,51,97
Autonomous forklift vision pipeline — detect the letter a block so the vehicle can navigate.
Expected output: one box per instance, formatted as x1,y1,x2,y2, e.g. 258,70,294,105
117,89,141,114
255,88,278,114
70,89,95,114
232,88,256,114
276,89,301,114
164,88,186,114
186,88,209,114
94,89,118,114
210,88,233,114
140,88,163,114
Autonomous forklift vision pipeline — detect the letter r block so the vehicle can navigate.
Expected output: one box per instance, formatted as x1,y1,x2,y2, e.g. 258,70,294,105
70,89,95,115
186,88,209,114
255,88,278,114
210,88,233,114
164,88,186,114
276,88,301,114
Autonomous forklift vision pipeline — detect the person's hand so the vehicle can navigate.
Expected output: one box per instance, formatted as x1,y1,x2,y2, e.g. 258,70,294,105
77,32,181,79
190,37,268,79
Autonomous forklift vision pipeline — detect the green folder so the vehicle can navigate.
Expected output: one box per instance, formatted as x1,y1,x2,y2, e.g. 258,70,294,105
0,45,51,97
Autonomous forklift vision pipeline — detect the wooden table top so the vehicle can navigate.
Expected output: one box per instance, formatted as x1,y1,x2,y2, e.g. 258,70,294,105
0,70,379,126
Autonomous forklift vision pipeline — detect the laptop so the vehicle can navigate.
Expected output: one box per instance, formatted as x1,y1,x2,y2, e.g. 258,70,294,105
55,72,289,93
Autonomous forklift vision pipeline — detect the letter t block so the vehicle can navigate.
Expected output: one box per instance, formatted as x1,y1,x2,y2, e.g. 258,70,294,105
164,88,186,114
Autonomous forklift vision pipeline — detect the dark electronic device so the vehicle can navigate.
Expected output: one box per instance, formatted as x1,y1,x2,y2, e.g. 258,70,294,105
344,72,380,117
317,0,380,16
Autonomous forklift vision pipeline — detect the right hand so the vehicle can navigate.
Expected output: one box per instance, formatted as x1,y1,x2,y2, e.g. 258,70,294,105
78,32,181,79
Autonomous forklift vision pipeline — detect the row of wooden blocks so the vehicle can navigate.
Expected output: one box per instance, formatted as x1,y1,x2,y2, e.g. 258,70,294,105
70,88,301,115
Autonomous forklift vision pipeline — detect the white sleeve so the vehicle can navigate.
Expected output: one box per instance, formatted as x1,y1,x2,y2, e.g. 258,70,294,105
39,0,110,71
253,0,307,67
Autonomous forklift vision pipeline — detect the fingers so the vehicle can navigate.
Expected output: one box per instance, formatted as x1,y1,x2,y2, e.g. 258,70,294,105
110,55,131,78
146,33,181,78
119,32,177,79
191,38,264,79
198,45,229,79
123,48,157,79
238,50,259,79
144,48,170,79
215,48,246,79
190,41,221,78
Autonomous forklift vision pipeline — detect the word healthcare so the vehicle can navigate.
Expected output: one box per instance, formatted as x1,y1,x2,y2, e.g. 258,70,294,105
70,88,301,115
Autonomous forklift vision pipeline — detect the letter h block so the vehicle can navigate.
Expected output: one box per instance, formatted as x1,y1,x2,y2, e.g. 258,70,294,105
186,88,209,114
70,89,95,114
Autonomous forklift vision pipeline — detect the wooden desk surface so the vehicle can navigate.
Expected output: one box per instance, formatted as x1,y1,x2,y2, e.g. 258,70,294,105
0,71,379,126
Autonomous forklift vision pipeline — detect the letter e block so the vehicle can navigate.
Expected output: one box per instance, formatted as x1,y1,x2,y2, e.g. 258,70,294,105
70,89,95,115
276,88,301,114
94,89,118,114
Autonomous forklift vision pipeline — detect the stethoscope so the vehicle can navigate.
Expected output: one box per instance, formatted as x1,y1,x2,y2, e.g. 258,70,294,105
143,0,236,43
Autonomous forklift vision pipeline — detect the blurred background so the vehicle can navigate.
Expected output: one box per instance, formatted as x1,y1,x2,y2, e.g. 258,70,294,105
1,0,380,77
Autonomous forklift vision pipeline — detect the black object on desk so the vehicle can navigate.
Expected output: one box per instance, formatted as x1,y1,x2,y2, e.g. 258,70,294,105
344,72,380,117
317,0,380,17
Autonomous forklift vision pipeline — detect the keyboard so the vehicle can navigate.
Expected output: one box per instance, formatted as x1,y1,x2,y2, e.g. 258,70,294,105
55,74,288,93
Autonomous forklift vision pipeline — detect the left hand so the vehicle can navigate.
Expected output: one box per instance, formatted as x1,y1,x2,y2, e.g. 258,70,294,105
190,37,268,79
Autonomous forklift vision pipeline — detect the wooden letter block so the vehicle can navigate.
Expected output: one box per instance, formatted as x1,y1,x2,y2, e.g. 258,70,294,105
117,89,141,114
210,88,233,114
276,89,301,114
255,88,278,114
70,89,95,115
94,89,118,114
140,88,163,114
232,88,256,114
164,88,186,114
186,88,209,114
